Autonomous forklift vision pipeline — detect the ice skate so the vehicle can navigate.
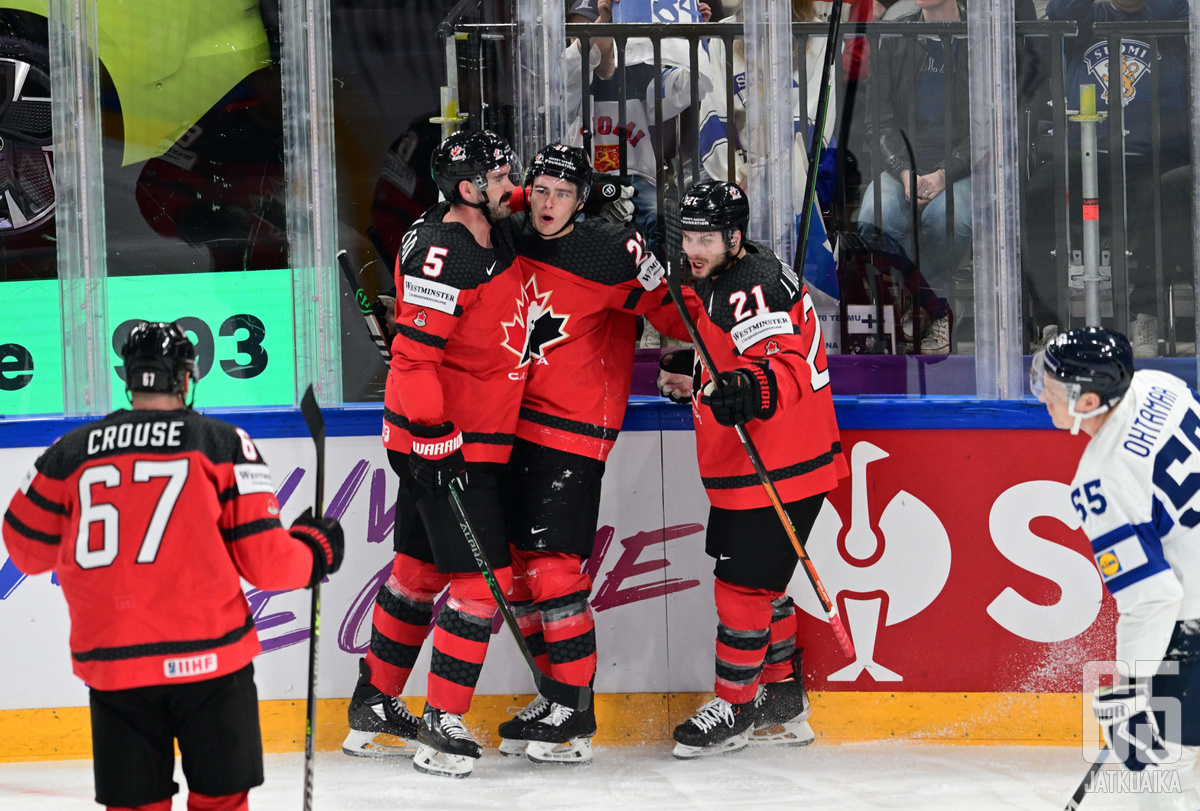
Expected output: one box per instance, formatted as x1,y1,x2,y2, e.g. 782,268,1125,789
412,704,482,778
672,695,758,759
524,701,597,765
751,652,815,747
341,658,420,758
497,694,551,757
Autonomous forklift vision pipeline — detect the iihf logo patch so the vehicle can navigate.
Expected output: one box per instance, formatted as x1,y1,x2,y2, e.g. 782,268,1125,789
1083,39,1153,105
414,309,428,327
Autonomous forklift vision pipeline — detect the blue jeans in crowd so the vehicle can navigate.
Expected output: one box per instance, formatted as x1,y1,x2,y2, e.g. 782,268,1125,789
856,172,973,304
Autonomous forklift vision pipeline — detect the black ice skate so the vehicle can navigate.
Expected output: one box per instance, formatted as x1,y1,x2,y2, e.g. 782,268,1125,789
523,701,598,765
341,658,420,758
497,694,551,757
672,695,759,759
751,651,815,747
412,704,483,778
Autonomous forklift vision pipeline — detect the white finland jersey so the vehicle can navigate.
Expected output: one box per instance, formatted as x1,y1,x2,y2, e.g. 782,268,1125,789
1073,369,1200,670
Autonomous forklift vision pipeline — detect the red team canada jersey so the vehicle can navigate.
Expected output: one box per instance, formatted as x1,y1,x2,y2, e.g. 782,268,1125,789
671,242,847,509
497,212,668,461
1,409,316,691
383,203,529,463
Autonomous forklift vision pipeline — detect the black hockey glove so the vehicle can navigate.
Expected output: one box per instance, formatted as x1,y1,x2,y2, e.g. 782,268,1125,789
657,349,696,404
408,421,467,491
1094,683,1173,772
583,175,637,224
700,360,778,427
290,508,345,587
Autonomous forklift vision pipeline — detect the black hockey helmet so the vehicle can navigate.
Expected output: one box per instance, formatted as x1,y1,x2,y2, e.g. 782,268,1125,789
430,129,517,204
680,180,750,247
121,321,197,395
1030,327,1133,427
525,143,592,203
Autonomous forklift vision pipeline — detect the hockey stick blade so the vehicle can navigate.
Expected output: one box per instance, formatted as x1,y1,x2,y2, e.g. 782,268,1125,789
447,481,592,710
1065,747,1108,810
299,384,326,811
662,208,853,659
337,249,392,361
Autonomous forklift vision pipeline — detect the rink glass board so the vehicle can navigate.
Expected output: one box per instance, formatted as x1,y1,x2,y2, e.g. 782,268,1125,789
0,280,64,416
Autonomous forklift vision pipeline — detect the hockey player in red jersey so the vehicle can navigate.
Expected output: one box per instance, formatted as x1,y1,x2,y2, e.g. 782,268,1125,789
490,143,671,764
344,129,530,778
1,321,344,811
656,180,847,758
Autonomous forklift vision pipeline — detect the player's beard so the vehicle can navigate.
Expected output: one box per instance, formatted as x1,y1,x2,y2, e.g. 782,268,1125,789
487,192,514,221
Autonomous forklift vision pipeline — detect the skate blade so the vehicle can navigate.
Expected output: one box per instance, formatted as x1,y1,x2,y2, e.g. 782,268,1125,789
672,733,750,760
341,729,417,759
526,738,594,765
498,738,527,758
412,744,476,778
749,720,815,747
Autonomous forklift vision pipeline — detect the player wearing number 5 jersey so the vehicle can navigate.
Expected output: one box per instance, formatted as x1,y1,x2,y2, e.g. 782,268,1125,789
653,181,847,759
1033,328,1200,809
1,321,344,811
352,130,530,778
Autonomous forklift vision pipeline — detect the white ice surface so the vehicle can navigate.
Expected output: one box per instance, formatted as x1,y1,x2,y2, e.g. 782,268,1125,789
0,743,1156,810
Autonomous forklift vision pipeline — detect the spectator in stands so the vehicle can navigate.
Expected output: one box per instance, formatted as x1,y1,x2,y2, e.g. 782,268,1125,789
563,0,712,258
1044,0,1190,358
697,0,840,312
855,0,970,356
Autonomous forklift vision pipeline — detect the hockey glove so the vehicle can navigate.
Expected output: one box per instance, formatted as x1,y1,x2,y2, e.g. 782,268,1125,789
290,508,345,587
584,175,637,224
657,349,696,404
700,360,778,427
1093,683,1173,772
409,421,467,491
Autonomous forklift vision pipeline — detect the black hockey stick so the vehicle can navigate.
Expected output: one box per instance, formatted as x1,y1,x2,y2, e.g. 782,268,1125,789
1065,747,1108,810
299,385,325,811
793,0,843,288
446,480,592,710
337,249,393,360
662,198,854,659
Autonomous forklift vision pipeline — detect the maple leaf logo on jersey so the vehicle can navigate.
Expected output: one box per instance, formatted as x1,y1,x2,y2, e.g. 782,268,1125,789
414,310,427,327
502,276,569,366
765,340,781,356
501,284,534,367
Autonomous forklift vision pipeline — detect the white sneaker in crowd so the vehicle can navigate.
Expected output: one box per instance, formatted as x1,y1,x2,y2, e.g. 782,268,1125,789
920,313,952,355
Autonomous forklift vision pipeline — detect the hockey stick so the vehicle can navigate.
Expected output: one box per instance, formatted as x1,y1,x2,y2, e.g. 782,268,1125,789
662,198,855,660
793,0,844,289
901,131,922,354
446,480,593,711
1064,747,1108,810
299,385,325,811
337,249,393,360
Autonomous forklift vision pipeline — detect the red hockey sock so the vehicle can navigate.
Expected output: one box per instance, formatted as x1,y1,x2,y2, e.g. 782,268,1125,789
366,554,449,696
761,596,797,684
527,553,596,688
427,569,511,715
713,578,781,704
186,791,249,811
510,548,550,675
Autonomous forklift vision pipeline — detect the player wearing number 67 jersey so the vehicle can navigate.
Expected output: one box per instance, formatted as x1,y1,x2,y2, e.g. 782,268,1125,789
1032,327,1200,808
1,321,344,811
653,180,847,759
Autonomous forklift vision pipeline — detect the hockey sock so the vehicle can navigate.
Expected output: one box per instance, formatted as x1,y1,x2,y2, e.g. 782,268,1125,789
761,596,797,684
365,554,449,696
186,791,249,811
527,553,597,688
713,578,780,704
510,549,550,675
107,801,171,811
427,569,512,715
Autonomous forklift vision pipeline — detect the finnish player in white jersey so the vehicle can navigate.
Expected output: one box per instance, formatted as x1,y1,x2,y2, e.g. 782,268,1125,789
1032,326,1200,811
